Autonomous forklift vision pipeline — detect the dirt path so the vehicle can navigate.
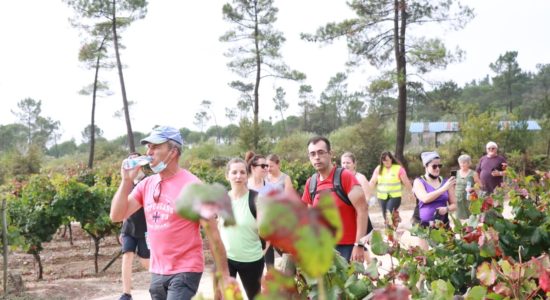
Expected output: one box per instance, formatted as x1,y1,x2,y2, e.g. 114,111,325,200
8,200,417,300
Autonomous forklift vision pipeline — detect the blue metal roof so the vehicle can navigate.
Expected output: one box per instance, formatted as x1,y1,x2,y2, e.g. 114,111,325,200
499,120,541,130
409,120,541,133
409,122,459,133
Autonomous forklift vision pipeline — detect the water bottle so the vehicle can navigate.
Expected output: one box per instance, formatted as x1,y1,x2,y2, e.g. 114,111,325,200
123,155,152,170
466,181,472,200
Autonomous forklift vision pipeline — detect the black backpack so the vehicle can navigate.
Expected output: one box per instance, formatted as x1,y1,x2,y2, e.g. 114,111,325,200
308,167,373,234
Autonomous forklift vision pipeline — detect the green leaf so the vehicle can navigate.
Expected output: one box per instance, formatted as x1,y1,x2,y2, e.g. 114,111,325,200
175,183,234,224
344,275,369,299
429,228,447,244
470,198,482,214
476,262,497,286
485,292,505,300
428,280,455,300
531,227,542,245
370,230,389,255
465,286,487,300
364,258,379,280
498,260,512,276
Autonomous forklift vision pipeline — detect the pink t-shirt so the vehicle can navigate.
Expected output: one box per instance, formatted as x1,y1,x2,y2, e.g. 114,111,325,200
131,169,203,275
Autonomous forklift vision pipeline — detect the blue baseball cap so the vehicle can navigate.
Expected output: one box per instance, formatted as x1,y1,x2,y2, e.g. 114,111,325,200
140,126,183,145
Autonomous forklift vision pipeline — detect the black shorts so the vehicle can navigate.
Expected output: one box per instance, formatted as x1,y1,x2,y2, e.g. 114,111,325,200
121,233,150,259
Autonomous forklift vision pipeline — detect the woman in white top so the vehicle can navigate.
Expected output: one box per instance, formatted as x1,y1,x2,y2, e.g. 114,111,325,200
341,152,371,199
245,151,268,192
266,154,295,195
244,151,274,267
219,158,264,299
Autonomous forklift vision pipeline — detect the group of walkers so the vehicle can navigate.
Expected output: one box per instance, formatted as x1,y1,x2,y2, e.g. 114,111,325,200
110,125,507,300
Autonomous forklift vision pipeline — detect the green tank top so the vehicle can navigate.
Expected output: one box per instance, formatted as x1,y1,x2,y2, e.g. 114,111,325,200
218,191,263,262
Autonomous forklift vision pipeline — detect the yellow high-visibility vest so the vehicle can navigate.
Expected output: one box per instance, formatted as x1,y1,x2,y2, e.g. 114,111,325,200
377,164,402,199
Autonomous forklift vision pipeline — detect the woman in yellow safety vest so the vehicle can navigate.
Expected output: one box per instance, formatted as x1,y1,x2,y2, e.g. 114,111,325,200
369,151,413,224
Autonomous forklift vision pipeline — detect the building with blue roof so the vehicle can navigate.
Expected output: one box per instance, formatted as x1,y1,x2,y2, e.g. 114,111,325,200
408,120,541,147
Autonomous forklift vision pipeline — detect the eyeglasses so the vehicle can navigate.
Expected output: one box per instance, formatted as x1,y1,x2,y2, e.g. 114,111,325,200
487,147,496,150
308,149,329,158
253,163,269,169
431,164,443,170
153,181,162,202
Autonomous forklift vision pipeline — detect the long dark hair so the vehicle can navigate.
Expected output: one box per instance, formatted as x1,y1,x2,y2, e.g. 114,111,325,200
378,151,402,174
244,151,265,174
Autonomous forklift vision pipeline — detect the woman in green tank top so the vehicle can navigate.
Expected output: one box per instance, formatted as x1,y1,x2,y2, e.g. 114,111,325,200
454,154,481,220
219,158,264,299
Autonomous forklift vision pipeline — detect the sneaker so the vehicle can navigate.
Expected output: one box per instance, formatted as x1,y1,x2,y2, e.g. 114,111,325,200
119,293,132,300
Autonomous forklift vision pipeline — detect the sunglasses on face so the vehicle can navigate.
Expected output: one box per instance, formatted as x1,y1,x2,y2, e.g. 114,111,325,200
431,164,443,170
254,163,268,169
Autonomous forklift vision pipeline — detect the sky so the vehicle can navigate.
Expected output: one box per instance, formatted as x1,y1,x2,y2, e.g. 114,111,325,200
1,0,549,144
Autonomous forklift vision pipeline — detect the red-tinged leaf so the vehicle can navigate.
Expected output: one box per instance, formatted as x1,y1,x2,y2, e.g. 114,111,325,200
257,268,301,300
223,277,244,300
492,282,512,297
481,196,494,212
463,227,482,243
257,191,341,277
540,269,550,293
477,262,497,286
176,183,234,224
530,255,550,293
368,284,411,300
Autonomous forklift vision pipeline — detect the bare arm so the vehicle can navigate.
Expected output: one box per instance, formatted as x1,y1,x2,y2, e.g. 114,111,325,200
110,180,142,222
348,185,367,262
412,177,456,204
399,170,414,200
436,184,457,215
283,175,296,195
473,171,481,187
356,173,371,200
110,162,142,222
368,166,380,190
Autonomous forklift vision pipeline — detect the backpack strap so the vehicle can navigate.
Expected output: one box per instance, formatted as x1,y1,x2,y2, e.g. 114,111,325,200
308,173,318,205
309,168,373,234
308,167,352,206
333,167,352,206
248,189,259,219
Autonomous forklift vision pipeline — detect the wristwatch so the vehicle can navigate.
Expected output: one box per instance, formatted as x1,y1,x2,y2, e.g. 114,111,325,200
353,241,364,248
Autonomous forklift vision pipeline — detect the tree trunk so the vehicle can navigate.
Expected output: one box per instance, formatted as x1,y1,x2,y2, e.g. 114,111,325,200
88,38,106,169
394,0,408,166
93,236,100,273
253,2,261,151
2,198,8,295
31,251,43,280
68,223,73,246
112,0,135,152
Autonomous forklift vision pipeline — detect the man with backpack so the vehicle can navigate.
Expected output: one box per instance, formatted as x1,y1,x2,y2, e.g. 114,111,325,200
301,136,371,262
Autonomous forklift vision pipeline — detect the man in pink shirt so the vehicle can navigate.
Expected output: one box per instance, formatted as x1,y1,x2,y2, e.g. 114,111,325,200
110,126,223,300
